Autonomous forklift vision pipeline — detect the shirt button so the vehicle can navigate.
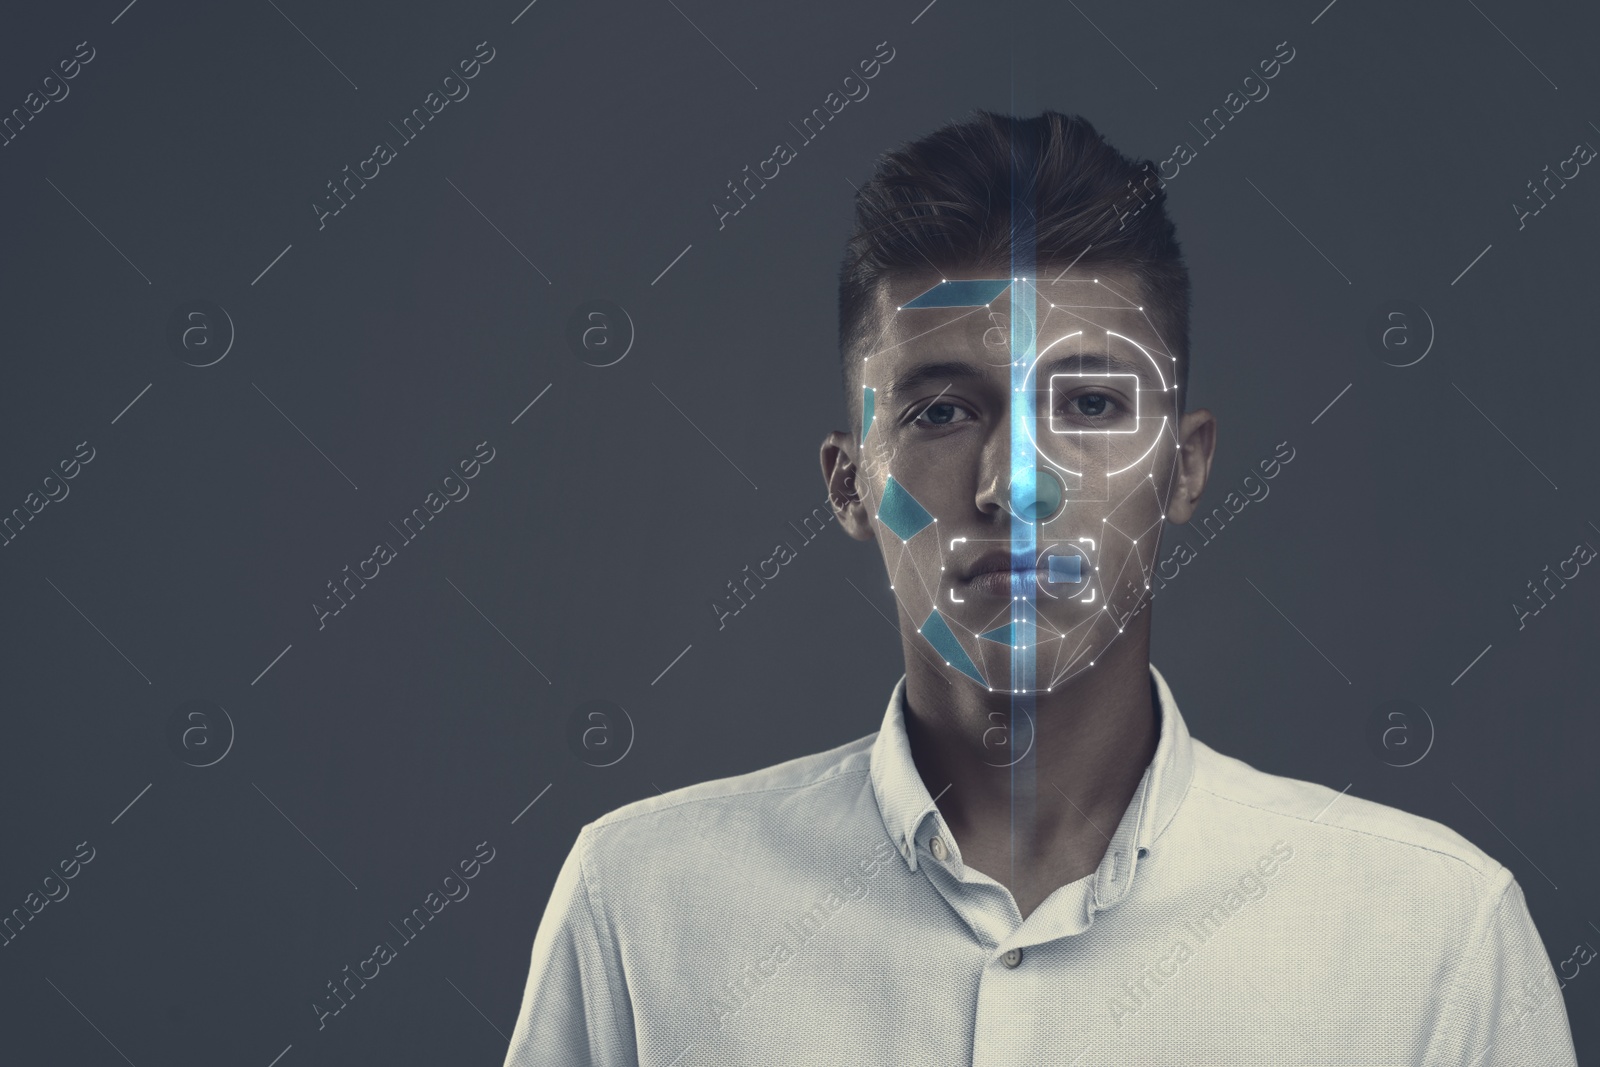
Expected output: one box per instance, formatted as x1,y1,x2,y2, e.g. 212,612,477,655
1001,948,1023,969
930,835,948,861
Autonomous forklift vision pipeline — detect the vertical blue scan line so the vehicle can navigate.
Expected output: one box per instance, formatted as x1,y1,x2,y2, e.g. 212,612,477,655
1010,153,1039,875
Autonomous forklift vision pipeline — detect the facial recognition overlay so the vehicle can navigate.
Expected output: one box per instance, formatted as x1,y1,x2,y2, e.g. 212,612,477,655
855,258,1181,697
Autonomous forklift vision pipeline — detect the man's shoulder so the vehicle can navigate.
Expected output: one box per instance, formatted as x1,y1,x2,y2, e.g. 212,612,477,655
580,730,879,851
1187,738,1509,889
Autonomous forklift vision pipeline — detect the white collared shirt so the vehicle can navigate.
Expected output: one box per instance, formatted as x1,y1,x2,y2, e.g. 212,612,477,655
502,666,1577,1065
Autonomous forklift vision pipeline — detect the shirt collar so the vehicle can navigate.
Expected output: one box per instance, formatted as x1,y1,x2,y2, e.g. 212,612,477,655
867,663,1195,909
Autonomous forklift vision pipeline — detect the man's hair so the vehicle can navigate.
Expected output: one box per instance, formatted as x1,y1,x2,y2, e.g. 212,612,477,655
837,110,1190,421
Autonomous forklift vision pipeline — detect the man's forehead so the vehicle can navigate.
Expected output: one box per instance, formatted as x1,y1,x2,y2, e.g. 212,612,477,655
866,269,1164,383
879,267,1146,307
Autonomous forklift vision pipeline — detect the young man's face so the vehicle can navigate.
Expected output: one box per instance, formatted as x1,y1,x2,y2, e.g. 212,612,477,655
824,267,1212,693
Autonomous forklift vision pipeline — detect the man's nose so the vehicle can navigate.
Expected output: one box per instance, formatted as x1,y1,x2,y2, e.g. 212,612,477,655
1009,464,1064,522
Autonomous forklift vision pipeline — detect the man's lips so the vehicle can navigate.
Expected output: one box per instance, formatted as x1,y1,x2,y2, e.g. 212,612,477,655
961,550,1039,581
964,568,1048,597
960,551,1046,597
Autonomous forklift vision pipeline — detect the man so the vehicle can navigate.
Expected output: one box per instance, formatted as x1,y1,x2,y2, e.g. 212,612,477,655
502,111,1577,1065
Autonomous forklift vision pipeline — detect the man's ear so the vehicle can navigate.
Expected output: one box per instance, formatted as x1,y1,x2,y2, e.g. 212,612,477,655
820,431,876,542
1165,408,1217,524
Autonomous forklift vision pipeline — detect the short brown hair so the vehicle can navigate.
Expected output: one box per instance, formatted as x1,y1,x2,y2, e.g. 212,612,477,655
837,110,1190,419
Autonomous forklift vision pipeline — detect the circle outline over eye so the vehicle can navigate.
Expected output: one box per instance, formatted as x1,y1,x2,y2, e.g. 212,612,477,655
1021,330,1172,480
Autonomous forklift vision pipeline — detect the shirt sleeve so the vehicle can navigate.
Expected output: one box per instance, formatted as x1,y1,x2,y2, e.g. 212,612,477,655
502,827,636,1067
1423,868,1578,1066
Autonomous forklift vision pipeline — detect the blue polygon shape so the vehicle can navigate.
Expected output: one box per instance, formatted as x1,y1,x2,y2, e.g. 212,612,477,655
861,386,875,444
980,617,1038,646
980,622,1013,645
901,279,1012,309
878,475,934,540
1047,553,1083,584
920,609,985,684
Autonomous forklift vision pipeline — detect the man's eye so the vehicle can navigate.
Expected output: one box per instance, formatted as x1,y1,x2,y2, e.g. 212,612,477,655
915,402,971,426
1072,394,1112,417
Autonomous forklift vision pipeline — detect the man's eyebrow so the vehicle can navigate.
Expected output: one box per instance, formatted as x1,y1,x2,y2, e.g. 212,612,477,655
886,359,989,396
1039,351,1158,383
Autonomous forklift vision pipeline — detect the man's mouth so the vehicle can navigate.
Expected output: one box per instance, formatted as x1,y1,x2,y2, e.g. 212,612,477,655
961,549,1086,597
964,568,1047,597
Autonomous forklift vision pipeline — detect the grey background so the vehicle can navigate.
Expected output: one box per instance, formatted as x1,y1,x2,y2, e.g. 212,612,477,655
1,0,1596,1061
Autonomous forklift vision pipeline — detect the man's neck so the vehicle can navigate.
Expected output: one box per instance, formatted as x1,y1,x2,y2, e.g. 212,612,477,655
899,624,1160,910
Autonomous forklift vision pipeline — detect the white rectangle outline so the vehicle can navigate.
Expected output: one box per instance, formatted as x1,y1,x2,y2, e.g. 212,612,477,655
1048,372,1140,434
